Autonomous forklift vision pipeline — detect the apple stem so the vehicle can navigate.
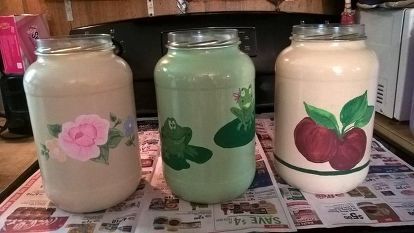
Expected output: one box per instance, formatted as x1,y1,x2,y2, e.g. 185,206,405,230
341,126,346,136
342,125,354,136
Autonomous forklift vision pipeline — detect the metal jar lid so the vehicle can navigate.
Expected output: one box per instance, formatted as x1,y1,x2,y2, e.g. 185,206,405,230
291,24,366,41
167,28,240,49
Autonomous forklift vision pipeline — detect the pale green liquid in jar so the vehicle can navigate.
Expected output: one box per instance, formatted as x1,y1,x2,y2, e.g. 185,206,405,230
155,42,256,203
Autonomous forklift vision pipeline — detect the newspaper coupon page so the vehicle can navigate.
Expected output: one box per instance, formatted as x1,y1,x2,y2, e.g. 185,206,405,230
302,138,414,228
256,117,325,229
0,119,160,233
135,135,296,232
1,116,414,232
256,115,414,229
0,118,297,233
0,169,146,233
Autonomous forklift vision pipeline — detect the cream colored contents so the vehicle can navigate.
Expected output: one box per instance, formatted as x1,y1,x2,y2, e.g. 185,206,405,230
275,40,378,194
24,51,141,212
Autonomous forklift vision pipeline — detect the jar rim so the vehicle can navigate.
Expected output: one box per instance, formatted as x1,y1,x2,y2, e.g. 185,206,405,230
291,24,366,41
35,34,114,55
167,28,240,49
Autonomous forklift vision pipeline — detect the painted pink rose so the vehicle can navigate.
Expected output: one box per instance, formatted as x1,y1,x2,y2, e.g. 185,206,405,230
58,114,110,161
46,139,67,162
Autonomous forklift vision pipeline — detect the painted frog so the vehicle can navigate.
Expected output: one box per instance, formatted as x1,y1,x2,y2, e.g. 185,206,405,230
161,118,212,171
231,85,255,131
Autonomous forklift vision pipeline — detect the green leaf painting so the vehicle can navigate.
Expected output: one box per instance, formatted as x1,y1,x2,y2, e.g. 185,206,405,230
92,144,110,165
302,91,374,137
47,124,62,138
304,102,340,135
125,134,135,146
354,106,374,128
40,143,49,160
110,112,117,123
107,128,124,149
293,90,375,172
340,91,368,128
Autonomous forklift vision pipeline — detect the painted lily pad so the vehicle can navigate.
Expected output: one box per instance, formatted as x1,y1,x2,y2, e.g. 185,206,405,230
214,118,255,148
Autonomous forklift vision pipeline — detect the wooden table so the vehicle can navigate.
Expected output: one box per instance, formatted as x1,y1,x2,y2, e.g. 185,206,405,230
0,136,37,201
374,113,414,157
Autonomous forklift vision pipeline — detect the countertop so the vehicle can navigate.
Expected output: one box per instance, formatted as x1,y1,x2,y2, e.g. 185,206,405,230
0,135,37,200
373,113,414,156
0,113,413,201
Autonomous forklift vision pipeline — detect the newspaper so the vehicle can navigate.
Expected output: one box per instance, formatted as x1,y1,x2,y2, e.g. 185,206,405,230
256,116,414,229
0,116,414,232
0,119,160,233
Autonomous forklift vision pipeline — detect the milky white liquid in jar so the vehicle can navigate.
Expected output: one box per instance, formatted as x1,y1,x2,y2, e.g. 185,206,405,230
274,24,378,194
23,35,141,212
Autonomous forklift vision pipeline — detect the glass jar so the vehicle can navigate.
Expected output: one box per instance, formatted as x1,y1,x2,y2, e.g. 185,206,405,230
274,24,379,194
155,29,256,203
24,34,141,212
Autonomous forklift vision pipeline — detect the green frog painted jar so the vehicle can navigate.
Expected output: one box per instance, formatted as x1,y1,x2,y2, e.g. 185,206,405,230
154,28,256,203
274,24,379,194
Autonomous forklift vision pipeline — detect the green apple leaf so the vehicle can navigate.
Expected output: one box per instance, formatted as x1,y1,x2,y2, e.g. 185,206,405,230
47,124,62,138
107,128,124,149
354,105,374,128
340,91,368,128
304,102,340,135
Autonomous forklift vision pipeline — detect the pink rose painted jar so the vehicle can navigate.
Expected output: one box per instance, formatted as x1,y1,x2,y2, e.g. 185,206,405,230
24,35,141,212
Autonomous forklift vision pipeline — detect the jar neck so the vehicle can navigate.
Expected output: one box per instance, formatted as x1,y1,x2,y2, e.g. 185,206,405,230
36,34,113,55
36,50,114,62
290,39,367,50
168,44,240,55
291,24,366,41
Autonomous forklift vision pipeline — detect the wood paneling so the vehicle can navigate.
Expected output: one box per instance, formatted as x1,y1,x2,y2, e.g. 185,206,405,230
31,0,72,36
0,0,71,36
154,0,341,16
70,0,148,28
280,0,341,14
154,0,273,15
0,0,24,15
1,0,342,36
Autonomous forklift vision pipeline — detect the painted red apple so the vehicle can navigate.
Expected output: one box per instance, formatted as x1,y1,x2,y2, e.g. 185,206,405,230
294,117,338,163
329,128,367,170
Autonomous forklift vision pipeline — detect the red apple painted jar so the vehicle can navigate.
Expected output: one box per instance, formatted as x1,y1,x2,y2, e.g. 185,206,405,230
274,24,378,194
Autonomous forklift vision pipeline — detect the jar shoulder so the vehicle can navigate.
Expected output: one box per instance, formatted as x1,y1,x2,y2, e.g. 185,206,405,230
277,44,378,63
275,45,378,79
154,51,255,88
155,51,254,76
24,55,132,96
